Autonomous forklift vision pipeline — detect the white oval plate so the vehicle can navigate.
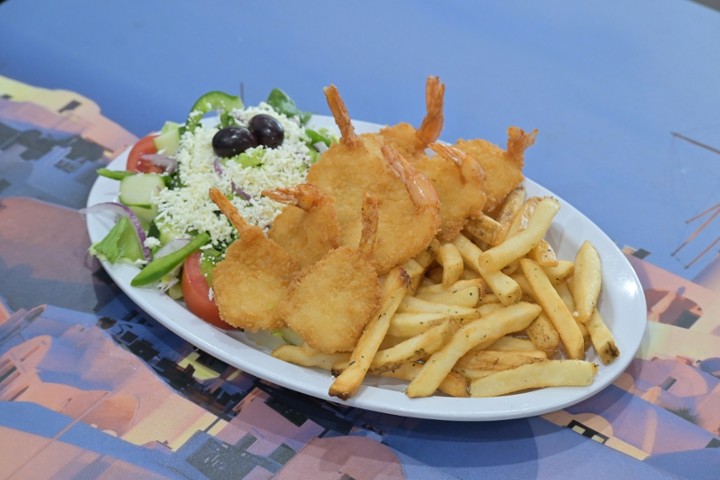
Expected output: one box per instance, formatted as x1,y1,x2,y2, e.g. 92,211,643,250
86,116,647,421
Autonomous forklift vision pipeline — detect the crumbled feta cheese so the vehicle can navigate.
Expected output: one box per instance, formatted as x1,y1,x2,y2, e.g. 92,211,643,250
153,103,313,247
143,236,162,249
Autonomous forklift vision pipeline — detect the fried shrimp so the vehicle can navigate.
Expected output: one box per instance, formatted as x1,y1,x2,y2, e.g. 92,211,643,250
262,184,340,268
415,142,487,242
454,126,538,214
376,76,446,160
208,187,299,331
307,85,386,249
307,85,441,273
376,145,441,272
284,194,382,354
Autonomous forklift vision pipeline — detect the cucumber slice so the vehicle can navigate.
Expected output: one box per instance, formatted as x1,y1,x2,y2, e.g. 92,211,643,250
153,121,181,156
119,173,166,208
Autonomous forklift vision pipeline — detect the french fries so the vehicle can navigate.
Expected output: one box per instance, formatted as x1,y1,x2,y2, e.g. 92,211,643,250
572,240,603,323
271,192,617,401
586,308,620,365
328,267,409,399
478,197,560,272
406,302,542,397
469,360,598,397
520,258,585,359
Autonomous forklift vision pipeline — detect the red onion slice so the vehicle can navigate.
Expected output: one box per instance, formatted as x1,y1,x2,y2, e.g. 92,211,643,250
213,158,251,200
80,202,152,262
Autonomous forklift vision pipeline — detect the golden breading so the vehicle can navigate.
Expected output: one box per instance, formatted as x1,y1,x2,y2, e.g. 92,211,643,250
375,145,441,272
284,194,382,353
209,187,299,331
308,85,440,274
455,126,537,214
284,247,381,353
417,142,487,242
262,184,340,268
307,133,386,249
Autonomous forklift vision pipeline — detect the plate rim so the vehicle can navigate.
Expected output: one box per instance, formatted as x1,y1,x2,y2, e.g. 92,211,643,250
85,115,647,421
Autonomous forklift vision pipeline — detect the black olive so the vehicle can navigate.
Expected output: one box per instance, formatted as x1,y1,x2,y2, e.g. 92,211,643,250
249,114,284,149
212,126,258,158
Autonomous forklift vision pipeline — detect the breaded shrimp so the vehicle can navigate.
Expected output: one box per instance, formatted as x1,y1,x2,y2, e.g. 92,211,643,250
454,126,538,214
209,187,299,331
376,145,441,272
375,76,446,160
307,85,385,248
262,184,340,268
414,142,487,242
307,85,441,273
284,194,382,354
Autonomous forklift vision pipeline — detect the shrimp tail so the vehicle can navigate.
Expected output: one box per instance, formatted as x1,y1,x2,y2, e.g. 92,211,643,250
324,85,360,147
505,127,538,166
382,145,440,210
415,76,446,149
262,184,326,211
209,187,252,234
429,142,486,184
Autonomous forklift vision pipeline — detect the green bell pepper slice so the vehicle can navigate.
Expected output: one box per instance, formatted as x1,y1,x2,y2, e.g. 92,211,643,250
131,232,211,287
184,91,244,133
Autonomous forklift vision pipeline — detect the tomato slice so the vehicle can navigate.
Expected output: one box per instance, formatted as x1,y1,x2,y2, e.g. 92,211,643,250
126,134,164,173
181,251,229,328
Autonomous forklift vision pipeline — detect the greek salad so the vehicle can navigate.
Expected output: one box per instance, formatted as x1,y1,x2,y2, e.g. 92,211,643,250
84,89,335,327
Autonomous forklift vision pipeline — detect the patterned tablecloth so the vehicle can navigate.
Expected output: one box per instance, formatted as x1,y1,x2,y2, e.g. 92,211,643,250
1,1,719,478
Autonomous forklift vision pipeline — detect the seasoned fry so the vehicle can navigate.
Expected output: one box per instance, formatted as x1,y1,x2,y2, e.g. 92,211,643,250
464,214,504,246
487,336,540,352
555,280,590,349
477,302,505,316
416,277,484,293
402,258,430,295
469,360,598,397
406,302,542,397
525,312,561,354
329,267,409,399
528,239,558,267
543,260,575,285
572,240,603,323
586,308,619,365
272,344,350,370
415,283,481,308
435,242,465,287
452,233,522,305
520,259,584,359
371,319,457,371
478,197,560,272
387,311,453,337
455,349,547,372
504,196,540,240
494,186,527,231
399,295,480,317
380,362,469,397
